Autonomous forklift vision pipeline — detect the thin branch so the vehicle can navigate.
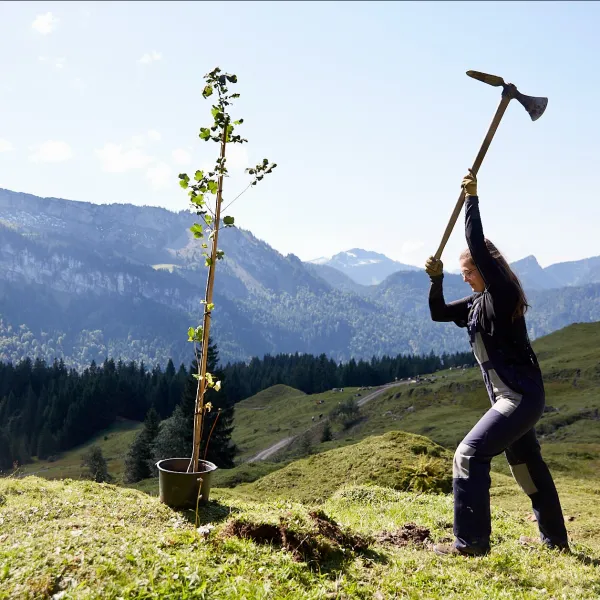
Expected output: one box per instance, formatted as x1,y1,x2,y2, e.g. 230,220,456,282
222,180,254,212
203,409,221,461
204,203,216,219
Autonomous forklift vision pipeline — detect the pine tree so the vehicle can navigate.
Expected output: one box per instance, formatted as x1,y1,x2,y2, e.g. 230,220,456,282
299,431,313,456
36,425,57,460
124,407,160,483
152,405,188,461
81,446,111,483
320,421,333,442
0,429,13,471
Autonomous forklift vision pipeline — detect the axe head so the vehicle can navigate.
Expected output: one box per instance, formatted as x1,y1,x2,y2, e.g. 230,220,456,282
466,70,548,121
514,91,548,122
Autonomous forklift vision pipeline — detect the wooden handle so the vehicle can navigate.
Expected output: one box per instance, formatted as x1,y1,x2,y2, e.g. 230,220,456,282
434,94,512,260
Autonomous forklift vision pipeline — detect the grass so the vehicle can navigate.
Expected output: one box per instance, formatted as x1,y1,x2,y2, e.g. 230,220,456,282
19,419,142,483
229,431,452,504
2,476,600,599
232,384,368,461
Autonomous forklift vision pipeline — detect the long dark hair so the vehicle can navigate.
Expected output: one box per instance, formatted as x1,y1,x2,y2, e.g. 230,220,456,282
460,239,529,320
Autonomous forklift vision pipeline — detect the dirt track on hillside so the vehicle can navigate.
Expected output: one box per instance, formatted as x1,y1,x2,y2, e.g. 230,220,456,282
246,381,409,462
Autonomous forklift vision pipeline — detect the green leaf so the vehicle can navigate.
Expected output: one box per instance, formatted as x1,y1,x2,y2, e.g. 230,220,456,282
188,325,203,343
216,250,225,260
178,173,190,189
199,128,211,141
204,214,213,225
205,257,213,267
226,74,238,83
201,243,208,249
190,194,205,207
211,106,220,118
190,223,203,238
194,170,204,182
206,302,215,311
234,119,243,125
207,180,218,194
202,85,213,98
223,216,235,226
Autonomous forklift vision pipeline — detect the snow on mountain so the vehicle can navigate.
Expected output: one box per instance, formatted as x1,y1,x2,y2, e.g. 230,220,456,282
316,248,419,286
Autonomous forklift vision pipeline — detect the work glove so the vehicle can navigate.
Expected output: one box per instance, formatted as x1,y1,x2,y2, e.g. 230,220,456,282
461,169,477,196
425,256,443,278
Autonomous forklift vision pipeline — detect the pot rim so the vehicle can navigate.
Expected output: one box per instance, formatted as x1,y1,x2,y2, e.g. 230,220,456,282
156,458,218,474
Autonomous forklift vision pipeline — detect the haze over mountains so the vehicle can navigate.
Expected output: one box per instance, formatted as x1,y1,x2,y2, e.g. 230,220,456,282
0,187,599,368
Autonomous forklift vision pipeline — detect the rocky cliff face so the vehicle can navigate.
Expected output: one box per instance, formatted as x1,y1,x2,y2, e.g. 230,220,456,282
0,225,201,313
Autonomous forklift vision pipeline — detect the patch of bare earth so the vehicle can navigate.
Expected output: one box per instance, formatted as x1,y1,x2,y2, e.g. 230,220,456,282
376,522,431,548
220,509,371,563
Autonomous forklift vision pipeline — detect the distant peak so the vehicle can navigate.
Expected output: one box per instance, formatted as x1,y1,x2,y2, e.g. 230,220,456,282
307,256,331,265
512,255,540,268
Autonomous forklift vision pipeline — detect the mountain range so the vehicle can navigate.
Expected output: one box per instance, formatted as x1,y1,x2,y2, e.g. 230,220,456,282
0,187,598,368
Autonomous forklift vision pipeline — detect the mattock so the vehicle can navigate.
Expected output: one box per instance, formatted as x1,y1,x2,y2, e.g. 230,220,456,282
434,71,548,261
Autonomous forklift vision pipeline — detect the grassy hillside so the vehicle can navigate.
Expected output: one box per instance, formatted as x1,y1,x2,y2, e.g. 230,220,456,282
229,431,452,504
232,384,368,461
19,419,142,483
244,323,600,478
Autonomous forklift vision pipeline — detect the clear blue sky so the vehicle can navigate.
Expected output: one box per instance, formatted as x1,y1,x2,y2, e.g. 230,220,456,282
1,1,598,268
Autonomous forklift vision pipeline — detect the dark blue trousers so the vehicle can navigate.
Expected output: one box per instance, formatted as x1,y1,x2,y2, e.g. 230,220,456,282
453,386,568,552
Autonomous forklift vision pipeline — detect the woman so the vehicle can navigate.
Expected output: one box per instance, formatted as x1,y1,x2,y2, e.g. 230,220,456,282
425,170,569,556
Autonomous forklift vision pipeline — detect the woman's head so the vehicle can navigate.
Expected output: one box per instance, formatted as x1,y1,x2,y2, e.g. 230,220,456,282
459,239,529,319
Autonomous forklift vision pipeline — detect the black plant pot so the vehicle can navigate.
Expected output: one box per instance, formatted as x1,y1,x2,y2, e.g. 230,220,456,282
156,458,217,509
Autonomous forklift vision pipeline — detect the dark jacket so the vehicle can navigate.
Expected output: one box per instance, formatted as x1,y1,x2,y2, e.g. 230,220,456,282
428,195,541,395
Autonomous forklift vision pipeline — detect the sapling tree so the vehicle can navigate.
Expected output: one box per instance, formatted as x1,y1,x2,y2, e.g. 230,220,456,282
179,67,276,472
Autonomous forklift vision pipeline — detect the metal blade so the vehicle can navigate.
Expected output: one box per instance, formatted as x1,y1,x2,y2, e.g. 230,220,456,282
466,70,505,87
515,92,548,121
